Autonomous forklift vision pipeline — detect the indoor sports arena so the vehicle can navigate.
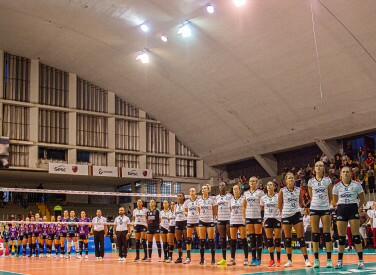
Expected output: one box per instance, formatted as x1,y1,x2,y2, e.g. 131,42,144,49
1,0,376,274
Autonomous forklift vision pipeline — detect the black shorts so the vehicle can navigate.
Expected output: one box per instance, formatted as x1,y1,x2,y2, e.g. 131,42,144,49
55,235,61,241
198,220,215,227
246,218,263,225
147,228,160,234
282,212,303,226
218,220,230,226
40,235,48,240
175,221,187,231
10,237,17,241
79,235,88,240
4,238,9,243
134,225,147,233
336,204,359,222
24,233,30,239
264,218,281,229
230,224,245,228
18,236,24,241
47,234,55,241
67,232,77,238
60,232,67,238
32,233,39,237
168,226,176,234
187,222,199,228
310,209,330,216
160,227,169,234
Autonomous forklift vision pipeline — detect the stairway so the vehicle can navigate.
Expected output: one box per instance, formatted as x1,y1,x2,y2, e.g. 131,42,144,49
36,203,51,220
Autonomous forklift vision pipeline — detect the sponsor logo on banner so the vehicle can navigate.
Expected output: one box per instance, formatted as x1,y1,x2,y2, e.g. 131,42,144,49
122,168,152,179
49,163,89,176
92,166,119,177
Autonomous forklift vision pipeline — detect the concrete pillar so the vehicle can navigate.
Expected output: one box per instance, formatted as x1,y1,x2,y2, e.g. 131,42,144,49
68,112,77,146
0,102,3,135
29,107,38,142
196,160,204,178
29,145,38,168
108,91,115,115
139,155,147,169
69,73,77,109
315,139,335,160
324,139,341,156
67,148,77,164
139,110,146,119
139,121,147,152
169,132,176,156
30,60,39,104
108,117,115,149
0,50,3,99
169,157,176,177
254,154,278,177
108,152,115,167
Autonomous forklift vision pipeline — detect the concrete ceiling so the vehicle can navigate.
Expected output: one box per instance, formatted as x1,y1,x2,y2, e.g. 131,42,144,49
1,0,376,167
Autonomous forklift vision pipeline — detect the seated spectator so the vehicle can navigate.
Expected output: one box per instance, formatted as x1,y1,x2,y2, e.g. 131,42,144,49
368,166,375,198
357,169,366,193
302,191,310,209
366,153,375,168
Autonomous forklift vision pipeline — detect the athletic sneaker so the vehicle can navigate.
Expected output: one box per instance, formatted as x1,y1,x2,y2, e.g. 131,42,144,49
121,257,126,261
211,260,216,265
227,259,235,266
249,259,258,266
243,260,248,266
357,260,364,269
334,260,342,269
85,255,89,260
99,256,103,260
141,256,147,261
255,259,261,266
314,259,320,268
64,255,68,259
217,258,227,265
39,254,43,258
284,260,293,267
326,259,333,268
276,259,281,267
77,255,81,259
144,258,152,262
158,257,162,262
134,256,140,262
305,259,312,267
199,259,205,265
174,258,182,264
183,258,191,264
117,257,122,261
268,260,276,267
16,254,19,257
166,258,172,263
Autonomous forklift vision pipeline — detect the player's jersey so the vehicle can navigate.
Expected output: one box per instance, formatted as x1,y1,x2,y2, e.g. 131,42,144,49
33,220,42,233
281,187,301,218
216,193,233,221
9,226,18,239
55,224,63,236
147,208,160,230
160,209,171,229
308,177,332,210
333,180,364,205
230,196,245,225
17,225,25,237
61,218,68,233
3,229,10,241
47,223,55,235
174,203,187,222
260,193,281,220
26,223,32,234
244,189,264,219
133,208,149,227
67,217,78,234
198,197,217,223
184,198,200,224
169,210,176,227
78,217,90,235
41,222,49,236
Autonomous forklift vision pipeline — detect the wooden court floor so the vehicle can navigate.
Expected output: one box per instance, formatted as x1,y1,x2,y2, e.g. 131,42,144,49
0,252,375,275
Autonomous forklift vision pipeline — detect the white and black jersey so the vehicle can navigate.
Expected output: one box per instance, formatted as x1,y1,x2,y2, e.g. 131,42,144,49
281,187,301,218
174,203,187,222
260,193,281,221
216,193,233,221
230,196,245,225
333,180,364,205
244,189,264,219
198,197,217,223
133,208,149,227
308,177,332,210
160,209,171,230
169,210,176,227
184,198,200,224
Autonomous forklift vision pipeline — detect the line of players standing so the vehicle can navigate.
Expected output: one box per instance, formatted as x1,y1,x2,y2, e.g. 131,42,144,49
128,162,365,269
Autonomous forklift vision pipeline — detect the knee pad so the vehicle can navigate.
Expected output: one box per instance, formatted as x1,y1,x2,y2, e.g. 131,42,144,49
338,236,346,246
323,233,331,243
299,237,306,249
312,233,320,243
284,238,292,248
353,235,361,245
267,238,274,248
186,237,192,245
148,242,153,248
275,238,281,247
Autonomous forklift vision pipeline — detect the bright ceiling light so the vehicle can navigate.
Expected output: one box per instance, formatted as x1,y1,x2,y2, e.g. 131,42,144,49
161,35,168,42
206,4,215,14
136,50,150,64
233,0,246,7
177,21,192,38
140,24,149,32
